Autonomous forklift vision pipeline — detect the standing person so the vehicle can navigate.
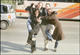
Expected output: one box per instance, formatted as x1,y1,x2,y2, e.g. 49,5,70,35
40,3,52,50
25,3,35,45
41,8,64,52
44,8,56,51
42,3,51,16
25,3,42,53
36,2,43,16
30,9,42,53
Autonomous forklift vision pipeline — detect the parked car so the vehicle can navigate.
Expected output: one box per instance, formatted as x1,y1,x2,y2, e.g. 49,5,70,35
0,4,16,30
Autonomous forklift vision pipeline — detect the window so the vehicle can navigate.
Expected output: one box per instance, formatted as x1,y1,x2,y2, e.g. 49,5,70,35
9,6,15,13
73,0,79,3
0,5,8,13
28,0,65,2
17,0,24,5
53,0,65,2
28,0,80,3
65,0,79,3
66,0,72,2
28,0,46,1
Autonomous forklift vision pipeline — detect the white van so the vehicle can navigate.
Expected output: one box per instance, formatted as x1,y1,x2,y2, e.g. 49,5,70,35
0,4,16,30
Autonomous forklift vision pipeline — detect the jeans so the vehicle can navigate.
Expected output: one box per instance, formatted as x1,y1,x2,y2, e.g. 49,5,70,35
27,18,36,43
27,18,32,32
45,29,53,40
46,30,58,48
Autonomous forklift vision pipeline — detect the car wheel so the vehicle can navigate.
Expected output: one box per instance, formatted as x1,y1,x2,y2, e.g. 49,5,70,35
0,21,9,30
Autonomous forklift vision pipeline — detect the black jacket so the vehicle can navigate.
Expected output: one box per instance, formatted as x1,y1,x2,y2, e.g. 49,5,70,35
25,6,35,16
42,8,48,16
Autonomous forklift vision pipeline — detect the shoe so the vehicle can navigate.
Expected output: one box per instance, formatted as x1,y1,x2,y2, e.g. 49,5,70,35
27,41,32,45
25,43,31,47
31,48,36,53
25,41,32,46
53,48,56,52
31,41,36,53
31,50,34,53
48,39,52,42
25,43,30,45
44,48,48,51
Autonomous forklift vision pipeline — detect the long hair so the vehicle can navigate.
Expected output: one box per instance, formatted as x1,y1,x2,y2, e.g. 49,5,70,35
34,9,40,18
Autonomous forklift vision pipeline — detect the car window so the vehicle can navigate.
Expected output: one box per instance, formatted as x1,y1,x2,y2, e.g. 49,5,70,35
9,6,15,13
0,5,8,13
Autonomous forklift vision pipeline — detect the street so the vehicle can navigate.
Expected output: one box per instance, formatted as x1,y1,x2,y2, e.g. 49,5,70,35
1,18,79,55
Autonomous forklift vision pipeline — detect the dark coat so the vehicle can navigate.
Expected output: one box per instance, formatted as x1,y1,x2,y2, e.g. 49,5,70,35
25,6,35,16
30,12,41,35
42,12,64,41
25,6,41,34
42,8,48,16
37,7,44,16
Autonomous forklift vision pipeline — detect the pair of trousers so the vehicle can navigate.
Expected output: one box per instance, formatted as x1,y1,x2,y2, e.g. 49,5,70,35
45,24,55,40
45,29,53,40
27,19,36,52
27,18,32,44
54,40,58,48
41,25,58,49
27,18,32,32
27,18,40,52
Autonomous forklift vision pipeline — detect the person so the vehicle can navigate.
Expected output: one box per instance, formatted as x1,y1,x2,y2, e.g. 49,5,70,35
42,3,51,16
40,3,53,50
25,3,35,45
36,2,43,16
31,9,42,53
34,3,52,51
26,2,43,45
41,8,64,52
45,8,55,41
25,3,42,53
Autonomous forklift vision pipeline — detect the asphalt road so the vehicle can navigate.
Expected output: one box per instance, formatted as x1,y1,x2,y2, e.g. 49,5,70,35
1,18,79,55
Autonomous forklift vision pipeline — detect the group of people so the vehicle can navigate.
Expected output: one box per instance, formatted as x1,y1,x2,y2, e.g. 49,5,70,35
25,2,64,53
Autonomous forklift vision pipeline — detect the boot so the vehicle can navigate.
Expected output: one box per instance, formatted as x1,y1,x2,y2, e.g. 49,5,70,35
53,40,58,52
26,31,33,45
31,40,36,53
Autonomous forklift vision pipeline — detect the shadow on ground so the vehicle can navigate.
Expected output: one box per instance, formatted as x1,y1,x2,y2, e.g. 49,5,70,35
1,41,44,53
